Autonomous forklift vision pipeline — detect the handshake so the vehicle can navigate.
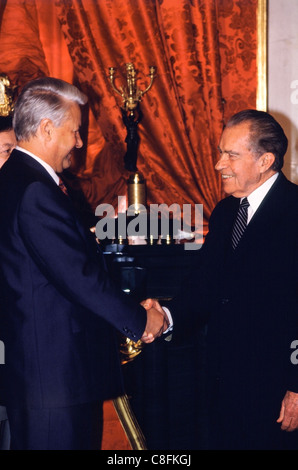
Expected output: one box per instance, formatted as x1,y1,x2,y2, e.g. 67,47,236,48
140,298,171,344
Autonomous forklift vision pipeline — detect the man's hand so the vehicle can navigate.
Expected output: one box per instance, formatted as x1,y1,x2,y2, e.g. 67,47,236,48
140,298,169,344
277,390,298,431
141,298,164,314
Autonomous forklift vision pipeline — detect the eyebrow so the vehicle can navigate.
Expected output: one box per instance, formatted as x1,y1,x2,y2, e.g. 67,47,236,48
217,146,240,155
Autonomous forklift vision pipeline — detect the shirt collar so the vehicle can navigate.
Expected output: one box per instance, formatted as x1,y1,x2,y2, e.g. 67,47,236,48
16,146,60,185
244,172,279,216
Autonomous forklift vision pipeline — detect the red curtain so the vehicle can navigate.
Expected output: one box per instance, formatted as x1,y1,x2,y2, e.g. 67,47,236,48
0,0,257,231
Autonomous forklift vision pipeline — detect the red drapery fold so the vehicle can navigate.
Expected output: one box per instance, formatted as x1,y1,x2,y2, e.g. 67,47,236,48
0,0,257,231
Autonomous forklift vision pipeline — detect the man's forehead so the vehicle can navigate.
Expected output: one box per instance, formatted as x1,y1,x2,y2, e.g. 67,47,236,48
0,129,16,144
220,122,251,141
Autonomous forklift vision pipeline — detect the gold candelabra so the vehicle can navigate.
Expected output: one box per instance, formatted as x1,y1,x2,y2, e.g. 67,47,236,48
108,62,157,203
108,63,156,116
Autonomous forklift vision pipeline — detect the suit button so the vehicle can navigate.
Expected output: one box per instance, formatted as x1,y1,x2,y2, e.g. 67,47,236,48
123,327,129,333
221,298,229,304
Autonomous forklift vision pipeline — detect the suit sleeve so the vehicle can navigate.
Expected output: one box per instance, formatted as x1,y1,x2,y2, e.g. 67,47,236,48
286,218,298,393
18,182,147,341
165,202,224,342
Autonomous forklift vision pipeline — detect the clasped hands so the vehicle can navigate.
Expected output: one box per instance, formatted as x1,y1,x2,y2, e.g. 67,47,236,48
140,298,169,344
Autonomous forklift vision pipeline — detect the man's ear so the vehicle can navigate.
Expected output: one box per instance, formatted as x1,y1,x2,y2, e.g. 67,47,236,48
258,152,276,173
39,118,54,141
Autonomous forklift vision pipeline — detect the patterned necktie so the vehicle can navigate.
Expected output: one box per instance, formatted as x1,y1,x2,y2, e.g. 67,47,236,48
58,178,69,196
231,197,250,249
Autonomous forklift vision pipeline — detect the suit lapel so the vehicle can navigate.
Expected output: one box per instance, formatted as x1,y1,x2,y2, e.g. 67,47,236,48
221,195,241,250
231,173,287,254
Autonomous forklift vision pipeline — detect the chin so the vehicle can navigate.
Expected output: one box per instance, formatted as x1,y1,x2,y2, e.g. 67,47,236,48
224,190,240,198
222,184,235,196
63,158,72,170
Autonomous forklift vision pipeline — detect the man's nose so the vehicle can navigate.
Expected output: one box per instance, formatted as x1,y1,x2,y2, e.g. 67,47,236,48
215,153,228,171
75,131,83,149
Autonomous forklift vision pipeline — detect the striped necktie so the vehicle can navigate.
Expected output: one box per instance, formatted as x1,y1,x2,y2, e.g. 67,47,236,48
58,178,69,196
231,197,250,249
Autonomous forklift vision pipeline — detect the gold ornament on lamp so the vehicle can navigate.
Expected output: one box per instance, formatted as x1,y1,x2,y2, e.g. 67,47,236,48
0,74,16,116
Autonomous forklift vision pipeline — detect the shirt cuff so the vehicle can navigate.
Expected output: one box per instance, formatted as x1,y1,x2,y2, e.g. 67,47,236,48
162,306,173,334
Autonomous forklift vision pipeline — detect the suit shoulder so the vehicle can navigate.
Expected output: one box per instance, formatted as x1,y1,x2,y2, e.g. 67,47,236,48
277,174,298,209
206,195,237,235
0,151,55,194
286,178,298,196
210,195,237,218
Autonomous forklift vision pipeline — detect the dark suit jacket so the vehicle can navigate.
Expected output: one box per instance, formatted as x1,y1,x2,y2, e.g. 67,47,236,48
0,149,146,409
171,172,298,448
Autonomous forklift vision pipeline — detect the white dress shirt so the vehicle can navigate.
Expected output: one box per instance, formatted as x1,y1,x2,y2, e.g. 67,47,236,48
245,172,279,224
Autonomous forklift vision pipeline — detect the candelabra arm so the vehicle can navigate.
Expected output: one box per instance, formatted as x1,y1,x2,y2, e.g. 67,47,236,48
140,75,155,97
108,67,125,99
109,78,124,98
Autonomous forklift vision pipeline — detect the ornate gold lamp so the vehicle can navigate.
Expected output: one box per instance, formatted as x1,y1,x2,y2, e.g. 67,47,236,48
107,65,157,449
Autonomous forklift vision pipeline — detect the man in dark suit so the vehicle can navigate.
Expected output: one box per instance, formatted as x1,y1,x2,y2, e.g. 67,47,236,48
0,77,168,450
154,109,298,449
0,114,16,450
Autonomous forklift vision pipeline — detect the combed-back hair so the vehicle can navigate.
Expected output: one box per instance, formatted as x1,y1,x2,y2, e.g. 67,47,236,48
13,77,87,141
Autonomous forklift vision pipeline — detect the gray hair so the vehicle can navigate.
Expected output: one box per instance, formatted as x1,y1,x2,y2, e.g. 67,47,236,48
13,77,88,141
